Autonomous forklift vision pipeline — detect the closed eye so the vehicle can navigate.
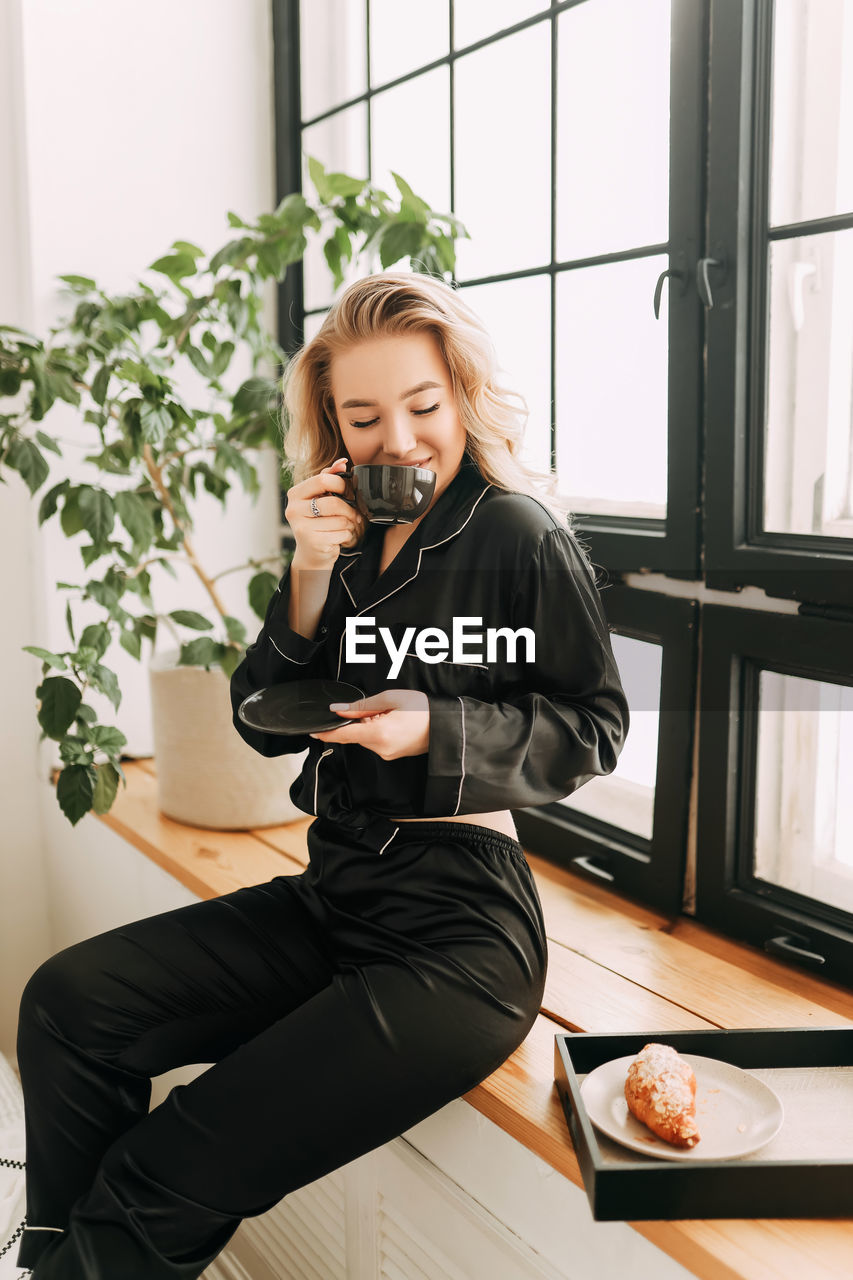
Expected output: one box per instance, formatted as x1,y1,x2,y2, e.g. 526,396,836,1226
352,403,440,429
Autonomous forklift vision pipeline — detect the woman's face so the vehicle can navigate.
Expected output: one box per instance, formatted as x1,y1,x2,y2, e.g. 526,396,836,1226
330,331,468,516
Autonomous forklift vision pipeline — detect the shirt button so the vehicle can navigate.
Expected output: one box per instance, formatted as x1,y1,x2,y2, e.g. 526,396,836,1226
320,625,328,634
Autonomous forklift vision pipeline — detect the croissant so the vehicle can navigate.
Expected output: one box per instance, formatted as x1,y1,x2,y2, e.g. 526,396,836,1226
624,1043,701,1148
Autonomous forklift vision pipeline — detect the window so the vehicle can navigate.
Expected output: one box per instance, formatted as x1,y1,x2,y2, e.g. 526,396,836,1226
273,0,853,984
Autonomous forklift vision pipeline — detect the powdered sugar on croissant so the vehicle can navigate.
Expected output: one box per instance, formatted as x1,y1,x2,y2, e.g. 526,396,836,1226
624,1043,701,1148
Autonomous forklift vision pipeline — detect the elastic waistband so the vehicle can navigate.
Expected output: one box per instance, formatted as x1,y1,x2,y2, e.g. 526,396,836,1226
389,821,524,858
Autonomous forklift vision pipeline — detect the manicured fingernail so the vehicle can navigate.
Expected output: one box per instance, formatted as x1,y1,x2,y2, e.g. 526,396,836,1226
329,702,350,710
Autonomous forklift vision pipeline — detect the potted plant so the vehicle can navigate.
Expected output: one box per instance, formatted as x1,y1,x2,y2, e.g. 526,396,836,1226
0,157,468,828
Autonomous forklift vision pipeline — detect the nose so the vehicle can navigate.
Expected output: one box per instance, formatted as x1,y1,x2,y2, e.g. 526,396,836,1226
376,412,419,462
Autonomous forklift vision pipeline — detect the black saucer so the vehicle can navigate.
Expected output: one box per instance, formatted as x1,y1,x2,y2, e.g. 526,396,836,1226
237,679,365,736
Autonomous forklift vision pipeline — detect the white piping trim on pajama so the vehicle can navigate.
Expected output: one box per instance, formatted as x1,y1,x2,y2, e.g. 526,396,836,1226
23,1226,64,1233
271,635,312,663
453,695,466,816
313,748,334,814
378,827,399,856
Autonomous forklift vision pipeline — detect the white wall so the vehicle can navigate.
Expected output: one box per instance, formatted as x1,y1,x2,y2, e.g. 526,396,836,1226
0,0,281,1058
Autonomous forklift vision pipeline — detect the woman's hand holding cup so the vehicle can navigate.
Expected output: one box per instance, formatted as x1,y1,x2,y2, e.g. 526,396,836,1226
285,458,364,569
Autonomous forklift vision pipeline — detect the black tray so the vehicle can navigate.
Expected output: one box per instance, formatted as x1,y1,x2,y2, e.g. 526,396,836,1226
554,1027,853,1221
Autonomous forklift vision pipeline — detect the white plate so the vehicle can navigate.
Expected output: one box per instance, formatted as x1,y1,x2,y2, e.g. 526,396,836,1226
579,1053,785,1162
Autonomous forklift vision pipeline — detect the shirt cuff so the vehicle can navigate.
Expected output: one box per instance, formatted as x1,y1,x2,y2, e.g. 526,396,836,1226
423,693,466,816
267,570,327,666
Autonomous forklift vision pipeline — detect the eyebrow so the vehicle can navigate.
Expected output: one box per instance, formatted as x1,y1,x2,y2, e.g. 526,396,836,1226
340,380,442,410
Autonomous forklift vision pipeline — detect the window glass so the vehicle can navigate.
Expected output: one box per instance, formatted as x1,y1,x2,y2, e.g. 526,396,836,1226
454,21,551,280
555,0,671,263
300,0,367,123
754,670,853,915
769,0,853,228
301,105,369,312
453,0,547,50
555,256,668,517
370,66,451,215
763,229,853,538
368,0,449,89
460,276,552,476
560,633,660,841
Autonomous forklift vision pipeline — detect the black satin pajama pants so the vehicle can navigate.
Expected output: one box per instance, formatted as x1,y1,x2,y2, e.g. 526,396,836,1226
15,817,548,1278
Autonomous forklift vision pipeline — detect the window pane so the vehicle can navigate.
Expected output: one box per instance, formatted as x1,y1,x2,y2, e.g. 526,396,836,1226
454,0,547,50
459,277,552,476
555,257,668,517
300,0,367,123
555,0,671,263
755,670,853,915
371,67,450,215
369,0,449,89
559,633,660,841
454,22,551,280
301,105,368,312
763,229,853,537
770,0,853,227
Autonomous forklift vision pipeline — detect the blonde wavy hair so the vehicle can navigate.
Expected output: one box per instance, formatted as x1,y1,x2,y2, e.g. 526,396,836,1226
280,271,575,533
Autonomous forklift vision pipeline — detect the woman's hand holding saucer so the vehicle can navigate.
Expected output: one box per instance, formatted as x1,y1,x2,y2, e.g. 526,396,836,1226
309,689,430,759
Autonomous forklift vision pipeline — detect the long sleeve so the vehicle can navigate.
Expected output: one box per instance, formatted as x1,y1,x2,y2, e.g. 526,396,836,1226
422,525,629,816
229,562,331,757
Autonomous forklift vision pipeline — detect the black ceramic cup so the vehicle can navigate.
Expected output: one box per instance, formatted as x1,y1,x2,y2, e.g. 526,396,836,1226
339,463,437,524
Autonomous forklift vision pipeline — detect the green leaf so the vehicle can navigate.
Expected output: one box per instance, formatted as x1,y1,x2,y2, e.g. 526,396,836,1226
56,764,95,824
5,437,50,495
208,237,253,274
75,703,97,724
183,342,210,376
38,479,70,525
89,724,127,753
249,570,278,620
208,339,235,378
35,430,63,456
119,627,142,660
148,252,198,282
37,676,82,738
178,637,226,669
169,609,213,631
65,601,75,644
114,490,155,550
140,400,172,445
77,486,116,542
92,663,121,711
227,210,249,228
57,274,97,291
171,239,205,258
59,487,85,536
0,367,22,396
91,363,112,406
79,622,111,660
306,154,332,203
326,171,365,196
378,221,425,270
91,761,121,814
220,646,243,680
224,615,248,644
22,645,67,671
232,377,278,417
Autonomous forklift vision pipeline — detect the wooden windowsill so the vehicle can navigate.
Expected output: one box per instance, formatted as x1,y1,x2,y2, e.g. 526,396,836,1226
95,760,853,1280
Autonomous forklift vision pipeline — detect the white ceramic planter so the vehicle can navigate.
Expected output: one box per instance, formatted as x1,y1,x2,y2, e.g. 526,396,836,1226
148,649,305,829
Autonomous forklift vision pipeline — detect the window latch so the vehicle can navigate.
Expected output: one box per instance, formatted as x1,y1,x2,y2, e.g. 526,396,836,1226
696,246,728,308
653,251,687,318
764,933,826,967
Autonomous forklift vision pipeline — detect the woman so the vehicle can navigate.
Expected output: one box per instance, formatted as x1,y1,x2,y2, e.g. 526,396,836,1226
14,272,628,1279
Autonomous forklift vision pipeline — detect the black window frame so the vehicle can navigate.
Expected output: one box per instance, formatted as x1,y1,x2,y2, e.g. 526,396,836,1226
513,585,697,915
695,605,853,987
704,0,853,610
272,0,853,982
